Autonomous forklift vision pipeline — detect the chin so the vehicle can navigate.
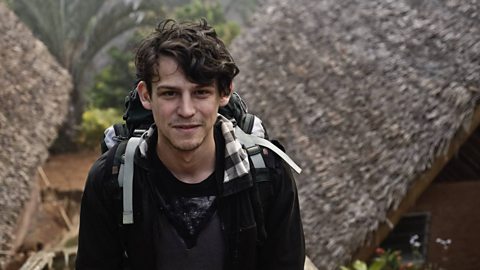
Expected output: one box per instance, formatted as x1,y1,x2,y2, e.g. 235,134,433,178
172,140,203,152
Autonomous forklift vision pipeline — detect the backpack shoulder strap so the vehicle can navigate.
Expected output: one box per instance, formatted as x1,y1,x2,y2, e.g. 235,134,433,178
234,126,279,246
234,126,266,170
116,127,301,227
118,137,142,225
103,140,132,265
239,113,255,134
234,127,302,174
106,135,142,225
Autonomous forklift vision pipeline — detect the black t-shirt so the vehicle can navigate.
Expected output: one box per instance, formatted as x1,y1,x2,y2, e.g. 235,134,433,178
149,153,218,248
144,124,226,269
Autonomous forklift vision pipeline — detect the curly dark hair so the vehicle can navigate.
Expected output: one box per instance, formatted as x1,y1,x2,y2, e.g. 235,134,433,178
135,18,239,96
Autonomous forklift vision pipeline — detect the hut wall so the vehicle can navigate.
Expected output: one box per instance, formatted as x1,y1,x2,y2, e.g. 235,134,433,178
230,0,480,268
409,181,480,270
0,3,71,266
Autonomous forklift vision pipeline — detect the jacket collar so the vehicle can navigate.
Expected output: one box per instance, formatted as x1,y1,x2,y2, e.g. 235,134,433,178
135,114,253,196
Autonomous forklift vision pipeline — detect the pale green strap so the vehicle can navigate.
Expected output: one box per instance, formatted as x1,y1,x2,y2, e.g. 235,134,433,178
122,137,142,224
235,127,302,174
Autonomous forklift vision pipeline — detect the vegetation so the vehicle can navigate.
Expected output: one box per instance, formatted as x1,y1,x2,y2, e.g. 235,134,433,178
88,47,136,111
5,0,164,151
7,0,242,149
341,249,416,270
174,0,240,45
78,107,123,149
80,0,241,147
342,240,451,270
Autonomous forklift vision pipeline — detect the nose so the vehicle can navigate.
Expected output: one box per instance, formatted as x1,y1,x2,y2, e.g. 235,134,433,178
177,94,195,118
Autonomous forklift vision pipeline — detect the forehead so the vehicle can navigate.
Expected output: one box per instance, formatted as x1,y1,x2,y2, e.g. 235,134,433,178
156,56,184,80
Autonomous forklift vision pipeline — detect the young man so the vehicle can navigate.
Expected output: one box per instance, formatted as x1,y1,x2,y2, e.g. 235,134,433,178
76,19,305,270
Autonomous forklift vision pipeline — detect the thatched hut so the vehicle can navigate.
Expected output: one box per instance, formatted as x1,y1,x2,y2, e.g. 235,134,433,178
0,3,71,267
230,0,480,269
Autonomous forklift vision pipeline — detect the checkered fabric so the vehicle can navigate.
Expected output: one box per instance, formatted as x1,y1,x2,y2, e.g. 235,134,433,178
138,115,250,184
217,114,250,183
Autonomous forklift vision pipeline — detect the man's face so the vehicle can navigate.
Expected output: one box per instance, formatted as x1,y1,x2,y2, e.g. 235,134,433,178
138,56,230,153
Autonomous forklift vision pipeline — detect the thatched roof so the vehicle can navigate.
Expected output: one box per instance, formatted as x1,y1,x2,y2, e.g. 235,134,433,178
0,2,71,266
230,0,480,269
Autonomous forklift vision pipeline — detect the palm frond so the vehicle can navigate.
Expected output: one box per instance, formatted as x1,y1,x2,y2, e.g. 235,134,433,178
8,0,65,62
72,1,164,84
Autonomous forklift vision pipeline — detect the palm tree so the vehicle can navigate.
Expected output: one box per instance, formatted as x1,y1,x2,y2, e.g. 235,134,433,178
6,0,164,151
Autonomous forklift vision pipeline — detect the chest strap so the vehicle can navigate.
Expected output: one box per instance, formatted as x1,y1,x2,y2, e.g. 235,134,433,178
234,127,302,174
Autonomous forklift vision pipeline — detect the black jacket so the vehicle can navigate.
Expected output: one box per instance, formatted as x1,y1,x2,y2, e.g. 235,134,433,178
76,134,305,270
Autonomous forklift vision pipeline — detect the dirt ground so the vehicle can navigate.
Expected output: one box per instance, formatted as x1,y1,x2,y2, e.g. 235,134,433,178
7,149,98,269
41,149,98,191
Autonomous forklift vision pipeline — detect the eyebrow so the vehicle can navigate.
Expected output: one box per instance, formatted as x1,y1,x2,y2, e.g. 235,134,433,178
155,84,215,91
155,85,179,91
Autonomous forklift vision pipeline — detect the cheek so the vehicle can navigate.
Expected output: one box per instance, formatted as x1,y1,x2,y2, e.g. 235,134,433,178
151,102,172,121
202,103,221,117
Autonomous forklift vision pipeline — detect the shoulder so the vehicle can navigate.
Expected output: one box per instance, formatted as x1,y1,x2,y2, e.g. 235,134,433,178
260,139,299,187
260,140,290,171
84,150,115,196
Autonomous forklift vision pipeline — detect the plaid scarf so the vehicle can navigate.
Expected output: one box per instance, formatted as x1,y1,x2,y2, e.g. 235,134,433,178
138,114,250,186
217,114,250,183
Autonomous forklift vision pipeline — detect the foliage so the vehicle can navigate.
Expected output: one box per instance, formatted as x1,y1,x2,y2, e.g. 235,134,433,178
88,47,136,110
88,0,240,114
83,0,241,149
341,234,453,270
341,249,418,270
6,0,164,151
174,0,241,45
6,0,162,84
78,108,123,149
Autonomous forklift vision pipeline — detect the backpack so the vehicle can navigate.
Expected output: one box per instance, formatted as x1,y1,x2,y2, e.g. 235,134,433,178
101,88,302,242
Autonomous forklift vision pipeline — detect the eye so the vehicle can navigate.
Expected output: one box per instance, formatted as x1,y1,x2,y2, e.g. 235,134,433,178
194,89,213,98
158,90,177,98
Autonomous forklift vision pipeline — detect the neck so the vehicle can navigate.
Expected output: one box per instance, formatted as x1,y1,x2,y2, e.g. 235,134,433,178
156,133,216,184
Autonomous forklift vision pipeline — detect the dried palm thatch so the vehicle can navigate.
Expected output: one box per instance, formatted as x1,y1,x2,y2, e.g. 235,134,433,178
0,3,71,267
230,0,480,269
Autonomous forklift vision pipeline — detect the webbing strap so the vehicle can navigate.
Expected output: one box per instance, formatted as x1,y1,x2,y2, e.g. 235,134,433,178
122,137,142,224
118,163,124,187
235,127,266,170
241,114,255,134
118,127,301,226
249,149,266,171
235,127,302,174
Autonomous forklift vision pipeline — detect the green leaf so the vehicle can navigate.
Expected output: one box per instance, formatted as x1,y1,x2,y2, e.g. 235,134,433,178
352,260,368,270
339,266,351,270
368,258,386,270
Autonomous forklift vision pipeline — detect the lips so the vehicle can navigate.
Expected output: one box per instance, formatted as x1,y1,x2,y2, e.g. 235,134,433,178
175,125,199,129
171,123,201,131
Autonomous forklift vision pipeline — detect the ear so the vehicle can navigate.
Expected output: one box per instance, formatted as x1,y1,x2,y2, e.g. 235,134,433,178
219,82,233,107
219,90,231,107
137,81,152,110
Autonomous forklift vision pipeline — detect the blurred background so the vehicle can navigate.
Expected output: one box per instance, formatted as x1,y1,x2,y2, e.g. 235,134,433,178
1,0,479,270
5,0,255,151
0,0,257,269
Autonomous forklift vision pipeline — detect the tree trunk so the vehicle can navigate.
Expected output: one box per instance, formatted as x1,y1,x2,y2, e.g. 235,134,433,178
49,85,85,153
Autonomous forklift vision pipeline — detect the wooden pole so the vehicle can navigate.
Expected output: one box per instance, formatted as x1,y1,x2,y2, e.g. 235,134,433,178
37,167,51,188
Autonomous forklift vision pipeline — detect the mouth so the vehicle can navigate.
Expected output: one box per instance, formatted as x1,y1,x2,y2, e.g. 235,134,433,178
171,124,201,131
